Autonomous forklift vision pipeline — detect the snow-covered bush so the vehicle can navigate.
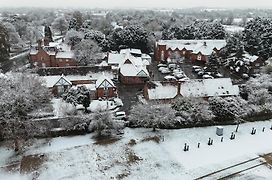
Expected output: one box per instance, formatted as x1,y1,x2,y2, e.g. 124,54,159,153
129,103,177,130
172,97,214,126
88,111,121,137
208,96,246,122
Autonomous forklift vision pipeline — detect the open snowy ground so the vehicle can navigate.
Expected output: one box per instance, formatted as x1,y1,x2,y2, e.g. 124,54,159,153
1,120,272,179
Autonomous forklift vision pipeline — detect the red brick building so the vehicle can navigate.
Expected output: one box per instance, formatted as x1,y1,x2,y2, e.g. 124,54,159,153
29,39,77,67
95,76,117,99
119,58,149,85
154,40,226,63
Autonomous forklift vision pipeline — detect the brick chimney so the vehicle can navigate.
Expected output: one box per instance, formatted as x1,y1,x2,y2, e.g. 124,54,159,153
44,37,50,46
177,82,181,96
37,39,42,50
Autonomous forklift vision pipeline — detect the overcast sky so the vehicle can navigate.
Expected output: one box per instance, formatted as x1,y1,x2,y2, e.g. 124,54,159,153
1,0,272,9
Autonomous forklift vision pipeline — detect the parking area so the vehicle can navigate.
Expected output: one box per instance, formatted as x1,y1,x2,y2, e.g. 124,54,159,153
149,59,234,82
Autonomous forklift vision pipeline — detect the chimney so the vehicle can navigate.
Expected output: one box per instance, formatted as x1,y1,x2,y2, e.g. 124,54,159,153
37,39,42,50
203,41,207,46
44,37,50,46
177,82,181,96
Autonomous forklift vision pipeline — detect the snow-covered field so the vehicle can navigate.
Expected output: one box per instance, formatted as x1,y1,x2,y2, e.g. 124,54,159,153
1,120,272,179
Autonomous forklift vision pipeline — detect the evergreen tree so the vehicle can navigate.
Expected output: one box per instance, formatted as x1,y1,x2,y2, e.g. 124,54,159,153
0,23,10,64
44,25,53,42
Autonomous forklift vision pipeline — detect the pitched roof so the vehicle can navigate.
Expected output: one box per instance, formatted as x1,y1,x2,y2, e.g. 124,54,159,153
180,78,239,97
148,82,178,100
95,75,115,88
157,40,227,55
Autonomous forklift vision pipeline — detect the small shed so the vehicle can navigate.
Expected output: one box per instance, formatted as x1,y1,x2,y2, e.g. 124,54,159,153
216,126,224,136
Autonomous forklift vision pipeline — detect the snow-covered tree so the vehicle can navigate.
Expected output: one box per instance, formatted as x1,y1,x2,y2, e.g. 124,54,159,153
129,103,177,131
74,39,102,66
88,111,121,137
109,25,149,53
0,73,51,120
44,25,53,42
172,97,214,125
65,29,83,47
208,96,246,122
52,16,68,35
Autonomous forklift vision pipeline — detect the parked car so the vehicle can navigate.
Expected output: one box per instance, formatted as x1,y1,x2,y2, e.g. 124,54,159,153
178,77,190,82
168,63,177,70
214,73,223,78
174,72,186,79
203,75,214,79
113,111,127,120
157,63,167,67
197,71,205,76
161,68,171,74
192,66,201,72
194,68,202,73
164,75,177,81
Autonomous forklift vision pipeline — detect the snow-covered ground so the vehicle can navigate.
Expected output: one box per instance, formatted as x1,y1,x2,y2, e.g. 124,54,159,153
1,120,272,179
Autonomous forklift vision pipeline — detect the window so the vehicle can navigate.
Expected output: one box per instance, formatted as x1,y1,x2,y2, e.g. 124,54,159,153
197,55,202,61
66,59,69,62
59,59,63,62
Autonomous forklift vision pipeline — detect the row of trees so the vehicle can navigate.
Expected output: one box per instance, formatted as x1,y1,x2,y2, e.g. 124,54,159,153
162,20,226,40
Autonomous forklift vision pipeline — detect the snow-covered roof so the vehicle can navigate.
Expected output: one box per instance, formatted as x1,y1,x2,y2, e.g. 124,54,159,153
120,48,142,55
95,75,115,88
157,40,227,55
243,53,259,63
108,53,124,65
180,78,239,97
120,63,149,77
148,82,178,100
42,75,92,88
56,51,75,59
30,48,38,55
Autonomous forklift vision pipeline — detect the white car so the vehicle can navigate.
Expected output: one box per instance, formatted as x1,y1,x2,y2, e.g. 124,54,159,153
113,111,127,120
161,68,171,74
203,75,214,79
174,72,186,79
157,64,168,67
164,75,177,81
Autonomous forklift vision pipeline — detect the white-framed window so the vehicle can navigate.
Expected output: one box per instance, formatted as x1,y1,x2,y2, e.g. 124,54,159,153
161,51,164,61
59,59,63,62
66,59,69,62
197,55,202,61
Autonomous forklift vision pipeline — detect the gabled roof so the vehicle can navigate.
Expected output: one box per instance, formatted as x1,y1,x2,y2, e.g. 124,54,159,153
157,40,226,56
54,76,72,86
95,76,115,88
180,78,239,97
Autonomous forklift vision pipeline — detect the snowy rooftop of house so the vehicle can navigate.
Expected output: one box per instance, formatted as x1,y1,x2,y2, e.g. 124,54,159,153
120,48,142,55
148,82,178,100
56,51,75,59
180,78,239,97
243,53,259,63
95,75,115,88
157,40,227,55
120,63,149,77
42,75,92,88
108,53,124,65
141,53,152,59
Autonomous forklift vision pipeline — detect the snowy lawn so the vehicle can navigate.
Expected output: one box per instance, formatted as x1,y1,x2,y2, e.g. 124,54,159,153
1,120,272,179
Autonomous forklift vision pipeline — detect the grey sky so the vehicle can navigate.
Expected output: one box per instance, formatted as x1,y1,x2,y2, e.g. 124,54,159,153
1,0,272,9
